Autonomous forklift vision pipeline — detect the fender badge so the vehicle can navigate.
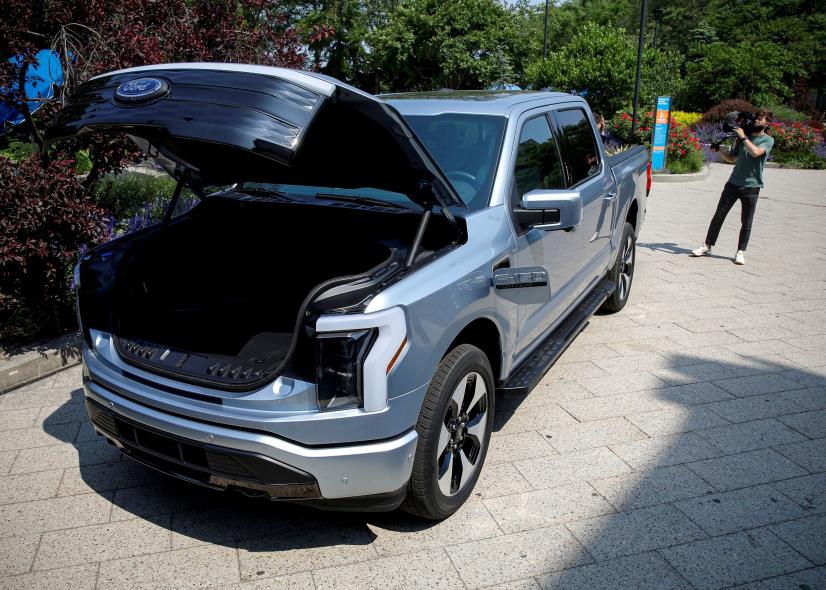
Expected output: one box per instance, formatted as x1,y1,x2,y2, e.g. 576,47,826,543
114,77,169,104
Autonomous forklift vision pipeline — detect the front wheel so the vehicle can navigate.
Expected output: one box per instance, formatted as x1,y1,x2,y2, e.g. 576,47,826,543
601,221,636,313
402,344,494,519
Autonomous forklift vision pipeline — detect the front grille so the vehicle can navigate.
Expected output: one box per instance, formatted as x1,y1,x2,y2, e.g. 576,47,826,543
85,398,318,495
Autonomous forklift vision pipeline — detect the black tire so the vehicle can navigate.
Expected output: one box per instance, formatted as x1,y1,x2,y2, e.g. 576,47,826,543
402,344,495,519
601,221,636,313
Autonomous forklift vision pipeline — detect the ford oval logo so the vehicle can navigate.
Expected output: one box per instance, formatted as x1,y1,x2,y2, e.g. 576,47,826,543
114,77,169,104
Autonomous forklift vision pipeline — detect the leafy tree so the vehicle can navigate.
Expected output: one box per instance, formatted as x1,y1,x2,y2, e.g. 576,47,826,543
525,23,683,116
680,40,804,110
367,0,525,91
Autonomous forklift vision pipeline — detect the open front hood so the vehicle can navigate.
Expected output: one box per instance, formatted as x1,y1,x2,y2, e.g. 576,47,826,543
44,63,464,210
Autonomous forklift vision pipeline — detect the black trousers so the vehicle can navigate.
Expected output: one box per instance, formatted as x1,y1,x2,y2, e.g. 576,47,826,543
705,182,760,251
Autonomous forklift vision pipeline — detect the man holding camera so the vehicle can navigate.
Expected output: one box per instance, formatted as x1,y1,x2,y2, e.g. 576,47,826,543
691,110,774,265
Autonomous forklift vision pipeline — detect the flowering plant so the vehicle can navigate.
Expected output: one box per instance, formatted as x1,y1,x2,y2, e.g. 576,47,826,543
767,122,820,153
667,121,702,161
609,110,654,146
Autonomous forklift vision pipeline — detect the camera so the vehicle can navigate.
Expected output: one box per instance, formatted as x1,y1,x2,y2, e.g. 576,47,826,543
711,111,757,151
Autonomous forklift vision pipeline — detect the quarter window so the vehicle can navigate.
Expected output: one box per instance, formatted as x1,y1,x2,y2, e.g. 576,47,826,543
556,108,600,186
512,115,565,207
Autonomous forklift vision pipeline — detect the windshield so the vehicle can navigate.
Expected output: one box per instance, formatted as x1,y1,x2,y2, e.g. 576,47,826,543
404,114,507,211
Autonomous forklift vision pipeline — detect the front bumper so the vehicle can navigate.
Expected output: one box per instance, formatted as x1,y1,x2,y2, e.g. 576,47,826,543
83,379,418,502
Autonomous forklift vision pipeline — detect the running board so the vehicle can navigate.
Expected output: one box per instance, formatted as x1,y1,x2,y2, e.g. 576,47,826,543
498,277,615,396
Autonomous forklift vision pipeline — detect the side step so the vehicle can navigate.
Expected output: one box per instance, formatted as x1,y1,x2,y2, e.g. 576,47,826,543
498,277,615,396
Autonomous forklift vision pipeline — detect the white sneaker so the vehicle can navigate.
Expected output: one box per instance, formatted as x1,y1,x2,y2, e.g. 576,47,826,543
691,244,711,257
734,250,745,265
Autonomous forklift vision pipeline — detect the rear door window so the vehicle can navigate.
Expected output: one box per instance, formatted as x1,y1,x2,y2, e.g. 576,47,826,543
555,108,601,186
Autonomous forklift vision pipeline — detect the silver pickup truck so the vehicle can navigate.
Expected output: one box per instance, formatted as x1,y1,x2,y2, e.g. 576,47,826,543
48,64,649,519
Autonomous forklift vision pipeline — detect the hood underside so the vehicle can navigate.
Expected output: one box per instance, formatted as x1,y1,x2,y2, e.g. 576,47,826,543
44,64,463,210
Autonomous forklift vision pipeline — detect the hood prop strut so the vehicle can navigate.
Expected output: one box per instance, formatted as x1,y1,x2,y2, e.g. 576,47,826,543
405,208,432,268
162,176,186,227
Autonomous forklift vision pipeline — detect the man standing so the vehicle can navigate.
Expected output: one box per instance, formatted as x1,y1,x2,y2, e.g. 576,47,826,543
691,110,774,265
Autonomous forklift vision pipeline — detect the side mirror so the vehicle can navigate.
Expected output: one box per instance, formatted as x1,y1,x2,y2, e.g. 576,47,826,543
516,189,582,231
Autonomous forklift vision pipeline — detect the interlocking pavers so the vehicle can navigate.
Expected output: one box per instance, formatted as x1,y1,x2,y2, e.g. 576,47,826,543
237,526,378,580
470,461,533,499
0,535,40,576
649,362,739,386
692,418,808,453
712,373,805,398
97,544,240,590
0,493,112,537
484,431,557,465
769,514,826,566
10,440,121,474
685,448,809,491
773,438,826,473
311,548,464,590
540,416,648,453
445,526,592,589
57,460,164,497
674,484,806,536
0,408,39,431
482,481,614,534
626,407,730,437
608,432,724,470
0,469,63,505
0,564,98,590
209,572,315,590
781,386,826,412
659,528,813,590
589,465,716,511
0,422,79,453
514,447,633,490
705,392,807,423
537,552,692,590
777,409,826,439
368,500,501,556
565,504,708,561
33,516,172,570
759,566,826,590
773,473,826,514
0,451,16,476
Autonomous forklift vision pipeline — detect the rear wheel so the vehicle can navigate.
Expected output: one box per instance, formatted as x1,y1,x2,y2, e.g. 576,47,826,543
601,221,636,313
402,344,494,519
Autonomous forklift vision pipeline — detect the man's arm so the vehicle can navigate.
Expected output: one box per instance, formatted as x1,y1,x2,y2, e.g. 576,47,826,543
718,146,737,163
734,128,767,157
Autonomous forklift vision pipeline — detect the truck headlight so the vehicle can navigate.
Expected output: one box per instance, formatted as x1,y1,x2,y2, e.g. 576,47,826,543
315,329,376,411
314,307,408,413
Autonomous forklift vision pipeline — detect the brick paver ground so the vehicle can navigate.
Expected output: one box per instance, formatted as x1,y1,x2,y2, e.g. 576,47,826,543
1,164,825,590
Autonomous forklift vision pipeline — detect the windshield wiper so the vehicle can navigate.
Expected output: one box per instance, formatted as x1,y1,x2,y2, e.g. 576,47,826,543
314,193,411,210
233,186,291,201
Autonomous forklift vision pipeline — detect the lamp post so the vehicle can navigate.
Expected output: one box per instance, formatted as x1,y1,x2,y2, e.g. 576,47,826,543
631,0,648,136
543,0,550,59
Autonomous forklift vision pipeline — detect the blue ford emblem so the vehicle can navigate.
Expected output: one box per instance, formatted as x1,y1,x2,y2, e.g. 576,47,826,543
114,77,169,104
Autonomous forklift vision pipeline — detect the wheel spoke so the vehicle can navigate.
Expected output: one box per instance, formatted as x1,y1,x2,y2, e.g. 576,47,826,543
465,411,486,443
450,377,469,417
465,373,486,416
620,273,630,298
458,447,475,485
437,423,451,457
437,448,454,496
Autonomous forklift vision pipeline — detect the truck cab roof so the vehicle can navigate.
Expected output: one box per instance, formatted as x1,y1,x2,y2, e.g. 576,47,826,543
382,90,585,117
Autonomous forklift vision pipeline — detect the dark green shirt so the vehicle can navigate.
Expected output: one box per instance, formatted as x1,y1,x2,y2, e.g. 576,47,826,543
729,133,774,188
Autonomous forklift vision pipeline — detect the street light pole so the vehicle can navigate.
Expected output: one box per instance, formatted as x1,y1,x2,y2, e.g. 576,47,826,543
631,0,648,136
543,0,550,59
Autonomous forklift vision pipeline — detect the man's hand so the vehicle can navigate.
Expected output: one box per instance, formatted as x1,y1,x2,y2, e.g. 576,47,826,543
733,127,746,140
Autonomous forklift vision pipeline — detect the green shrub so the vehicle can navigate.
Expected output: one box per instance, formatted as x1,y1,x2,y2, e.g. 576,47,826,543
764,103,808,123
91,172,184,223
771,150,826,170
667,150,704,174
75,150,92,175
0,141,37,163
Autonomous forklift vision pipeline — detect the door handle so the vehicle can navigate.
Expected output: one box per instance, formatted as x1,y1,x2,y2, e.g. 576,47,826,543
603,192,617,202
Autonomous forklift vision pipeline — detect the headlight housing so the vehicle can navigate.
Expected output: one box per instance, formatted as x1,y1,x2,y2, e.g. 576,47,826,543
314,307,408,413
315,329,376,411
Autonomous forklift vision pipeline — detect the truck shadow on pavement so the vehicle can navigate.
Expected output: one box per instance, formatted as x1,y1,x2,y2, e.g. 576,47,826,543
637,241,733,261
40,348,824,584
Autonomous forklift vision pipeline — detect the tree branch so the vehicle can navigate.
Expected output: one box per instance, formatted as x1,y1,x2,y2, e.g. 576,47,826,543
18,62,44,152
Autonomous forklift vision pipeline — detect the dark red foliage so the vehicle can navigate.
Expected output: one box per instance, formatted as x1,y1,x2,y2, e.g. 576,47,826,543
0,155,110,341
0,0,309,342
701,99,758,124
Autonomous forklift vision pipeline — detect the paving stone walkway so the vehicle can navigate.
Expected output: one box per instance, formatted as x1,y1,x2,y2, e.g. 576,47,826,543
1,164,825,589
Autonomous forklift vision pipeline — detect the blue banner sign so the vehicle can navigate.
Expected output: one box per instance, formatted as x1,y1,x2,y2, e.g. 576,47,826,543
651,96,671,171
